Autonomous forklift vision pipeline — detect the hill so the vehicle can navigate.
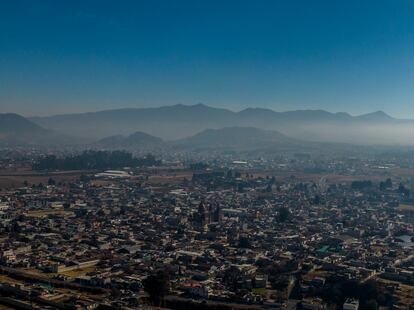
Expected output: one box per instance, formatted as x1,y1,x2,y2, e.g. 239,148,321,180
0,113,81,146
97,131,164,149
174,127,298,151
0,113,46,134
0,113,48,145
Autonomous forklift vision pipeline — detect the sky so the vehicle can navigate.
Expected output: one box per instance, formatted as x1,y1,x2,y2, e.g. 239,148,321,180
1,0,414,117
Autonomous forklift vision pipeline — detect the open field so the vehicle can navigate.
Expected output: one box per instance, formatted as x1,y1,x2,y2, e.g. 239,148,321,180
398,204,414,211
0,170,93,189
377,278,414,306
24,209,75,218
243,170,388,183
388,167,414,178
148,172,193,185
26,266,97,279
252,287,267,296
0,274,23,286
0,169,194,188
0,268,108,308
91,179,115,187
59,266,96,278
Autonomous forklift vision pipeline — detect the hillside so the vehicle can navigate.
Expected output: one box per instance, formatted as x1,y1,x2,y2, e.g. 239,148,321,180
174,127,298,150
0,113,80,146
97,131,164,149
0,113,46,134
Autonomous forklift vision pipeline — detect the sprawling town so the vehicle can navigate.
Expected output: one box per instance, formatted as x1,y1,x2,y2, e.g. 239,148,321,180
0,149,412,310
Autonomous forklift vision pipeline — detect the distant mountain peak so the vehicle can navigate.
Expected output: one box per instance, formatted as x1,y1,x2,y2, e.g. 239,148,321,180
0,113,80,145
357,110,393,121
194,102,208,107
335,112,352,117
238,107,275,114
170,103,209,108
0,113,46,133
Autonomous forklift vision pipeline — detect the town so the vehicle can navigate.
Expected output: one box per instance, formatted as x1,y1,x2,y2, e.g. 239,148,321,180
0,149,412,310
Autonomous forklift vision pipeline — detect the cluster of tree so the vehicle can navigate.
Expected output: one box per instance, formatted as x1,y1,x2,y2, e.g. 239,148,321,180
238,235,252,248
378,178,410,196
143,269,170,306
33,150,160,171
190,162,209,170
311,194,322,205
317,279,391,310
261,260,299,278
222,266,244,291
398,183,410,197
264,176,277,192
276,206,291,222
351,180,373,190
226,170,242,179
379,178,392,191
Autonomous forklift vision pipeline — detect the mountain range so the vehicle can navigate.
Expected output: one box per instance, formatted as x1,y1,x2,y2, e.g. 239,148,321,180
28,104,414,145
2,104,414,148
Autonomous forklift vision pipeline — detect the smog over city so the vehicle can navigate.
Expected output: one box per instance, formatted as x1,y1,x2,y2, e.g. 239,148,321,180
0,1,413,309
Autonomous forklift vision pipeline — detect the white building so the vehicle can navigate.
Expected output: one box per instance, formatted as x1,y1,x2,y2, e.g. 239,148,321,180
95,170,131,179
343,299,359,310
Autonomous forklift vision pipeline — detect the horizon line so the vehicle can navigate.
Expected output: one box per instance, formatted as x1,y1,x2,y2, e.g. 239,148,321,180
5,103,398,119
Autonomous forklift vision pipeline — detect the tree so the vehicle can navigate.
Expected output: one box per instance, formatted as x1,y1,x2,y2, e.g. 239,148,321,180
398,183,410,197
385,178,392,188
380,178,392,191
352,180,372,190
276,207,291,222
238,236,251,248
342,279,359,299
365,299,378,310
223,266,241,290
110,288,122,299
190,162,208,170
312,195,321,205
359,280,378,301
143,270,170,306
80,174,90,183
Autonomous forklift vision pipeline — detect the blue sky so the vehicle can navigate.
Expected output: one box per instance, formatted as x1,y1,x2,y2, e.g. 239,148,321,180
1,0,414,117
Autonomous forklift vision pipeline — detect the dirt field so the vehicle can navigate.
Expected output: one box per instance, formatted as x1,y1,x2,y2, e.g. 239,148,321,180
377,278,414,306
398,204,414,211
0,170,90,189
243,170,387,184
24,209,75,218
148,172,193,185
59,266,96,278
388,167,414,178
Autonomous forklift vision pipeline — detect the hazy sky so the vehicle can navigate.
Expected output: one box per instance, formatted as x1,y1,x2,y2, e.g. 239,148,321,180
1,0,414,117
